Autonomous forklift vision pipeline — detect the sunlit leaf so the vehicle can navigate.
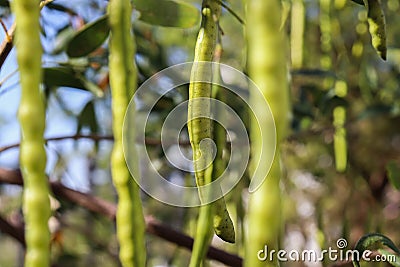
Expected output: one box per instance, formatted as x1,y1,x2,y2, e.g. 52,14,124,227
133,0,200,28
353,233,400,267
66,15,109,58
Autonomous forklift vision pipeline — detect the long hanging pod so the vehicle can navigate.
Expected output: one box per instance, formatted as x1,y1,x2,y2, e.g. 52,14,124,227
187,0,235,266
108,1,146,266
13,0,51,266
187,4,218,265
245,0,290,266
333,80,348,172
350,0,387,60
319,0,348,172
290,0,305,69
211,39,235,244
320,0,332,69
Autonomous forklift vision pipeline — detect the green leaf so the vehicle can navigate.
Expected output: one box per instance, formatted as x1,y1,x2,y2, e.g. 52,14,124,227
52,26,76,55
357,104,392,120
353,233,400,267
0,0,9,7
350,0,365,5
45,2,78,16
386,161,400,190
66,15,110,58
319,95,348,115
77,101,98,134
133,0,200,28
43,67,86,89
43,67,104,97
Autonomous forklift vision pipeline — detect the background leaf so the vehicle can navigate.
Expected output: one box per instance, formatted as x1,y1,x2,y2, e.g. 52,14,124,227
43,67,104,97
66,15,110,58
386,161,400,190
133,0,200,28
351,0,365,5
77,101,98,134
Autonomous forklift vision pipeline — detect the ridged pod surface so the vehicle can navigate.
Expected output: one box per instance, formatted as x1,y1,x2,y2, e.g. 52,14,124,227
187,1,235,266
13,0,51,266
211,42,235,244
108,0,146,266
364,0,387,60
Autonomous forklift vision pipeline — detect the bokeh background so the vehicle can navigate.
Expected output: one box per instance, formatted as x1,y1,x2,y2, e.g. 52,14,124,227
0,0,400,266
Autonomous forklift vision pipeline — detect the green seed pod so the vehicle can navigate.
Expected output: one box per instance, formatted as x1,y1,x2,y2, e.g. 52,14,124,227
290,0,305,69
364,0,387,60
108,0,146,266
245,0,290,266
13,0,51,266
333,81,348,172
188,1,235,266
211,42,235,244
213,199,235,242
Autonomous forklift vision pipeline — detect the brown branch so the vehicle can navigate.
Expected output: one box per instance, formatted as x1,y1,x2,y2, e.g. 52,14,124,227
0,168,22,184
0,22,15,69
50,181,117,220
0,214,25,246
0,134,195,154
0,134,114,153
0,0,55,69
0,168,243,267
145,216,242,266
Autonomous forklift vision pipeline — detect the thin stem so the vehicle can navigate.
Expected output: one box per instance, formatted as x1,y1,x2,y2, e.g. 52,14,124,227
0,68,18,86
0,134,114,154
0,19,11,42
212,0,245,25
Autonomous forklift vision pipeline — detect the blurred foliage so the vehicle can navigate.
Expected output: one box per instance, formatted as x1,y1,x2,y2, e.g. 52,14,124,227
0,0,399,266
